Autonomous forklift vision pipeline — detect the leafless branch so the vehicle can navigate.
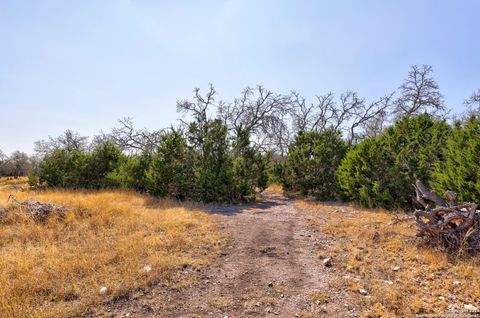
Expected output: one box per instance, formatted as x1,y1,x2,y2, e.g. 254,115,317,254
394,65,445,117
177,84,217,126
108,117,165,153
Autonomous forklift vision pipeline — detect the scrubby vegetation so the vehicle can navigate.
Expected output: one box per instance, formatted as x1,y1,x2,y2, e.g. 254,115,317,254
432,116,480,203
0,180,222,318
31,123,268,203
275,67,480,210
300,199,480,317
336,114,451,209
334,113,480,210
277,129,347,200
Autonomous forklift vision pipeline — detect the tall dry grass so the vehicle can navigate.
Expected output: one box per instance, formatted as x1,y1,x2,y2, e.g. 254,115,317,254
0,183,222,318
298,200,480,317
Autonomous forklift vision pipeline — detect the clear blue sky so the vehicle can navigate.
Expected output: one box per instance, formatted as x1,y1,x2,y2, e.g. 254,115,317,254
1,0,479,154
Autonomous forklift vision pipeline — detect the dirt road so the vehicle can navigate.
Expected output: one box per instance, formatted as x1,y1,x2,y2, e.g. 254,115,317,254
92,190,356,317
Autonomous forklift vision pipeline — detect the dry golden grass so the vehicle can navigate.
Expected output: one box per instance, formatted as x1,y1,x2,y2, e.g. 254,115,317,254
0,176,29,190
265,183,283,193
298,200,480,317
0,180,222,318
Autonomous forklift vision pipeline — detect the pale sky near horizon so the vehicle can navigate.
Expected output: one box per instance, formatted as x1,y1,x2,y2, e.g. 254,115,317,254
1,0,479,154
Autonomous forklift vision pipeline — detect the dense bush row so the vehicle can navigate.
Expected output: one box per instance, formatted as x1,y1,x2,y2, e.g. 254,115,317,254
432,116,480,203
31,113,480,208
277,114,480,210
32,120,269,203
337,114,451,209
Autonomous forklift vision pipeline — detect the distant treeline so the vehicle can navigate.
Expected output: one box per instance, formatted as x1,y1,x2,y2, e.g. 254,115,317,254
0,151,35,178
3,64,479,207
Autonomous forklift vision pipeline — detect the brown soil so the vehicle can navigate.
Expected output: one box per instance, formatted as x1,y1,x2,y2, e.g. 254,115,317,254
85,190,357,317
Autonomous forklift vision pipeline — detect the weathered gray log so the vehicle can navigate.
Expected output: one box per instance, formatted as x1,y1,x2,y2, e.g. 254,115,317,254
415,180,447,207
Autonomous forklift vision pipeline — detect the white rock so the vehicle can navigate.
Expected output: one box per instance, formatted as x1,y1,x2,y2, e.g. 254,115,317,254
464,304,479,311
438,296,445,301
393,266,401,271
453,280,461,286
99,286,108,295
359,288,368,295
141,265,152,273
323,257,332,267
384,280,394,285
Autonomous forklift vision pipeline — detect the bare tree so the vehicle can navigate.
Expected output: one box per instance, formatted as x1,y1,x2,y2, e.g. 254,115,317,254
0,149,6,176
177,84,292,153
333,91,365,131
34,130,89,157
290,91,336,132
465,89,480,107
108,117,165,153
290,90,393,145
310,93,336,131
265,113,293,156
177,84,217,127
218,85,291,139
1,151,32,178
394,64,445,116
349,93,395,142
360,106,389,138
455,89,480,121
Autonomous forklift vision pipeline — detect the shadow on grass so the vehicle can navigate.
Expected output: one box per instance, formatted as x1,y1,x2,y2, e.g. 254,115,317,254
204,191,291,216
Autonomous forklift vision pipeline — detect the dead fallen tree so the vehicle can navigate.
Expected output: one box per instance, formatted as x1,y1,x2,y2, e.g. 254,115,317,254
6,195,66,223
413,180,480,254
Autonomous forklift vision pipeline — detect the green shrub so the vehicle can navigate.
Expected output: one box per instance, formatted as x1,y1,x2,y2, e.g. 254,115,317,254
187,119,235,202
86,142,124,188
108,151,151,192
147,131,195,199
336,136,398,208
231,129,270,201
37,142,123,189
37,149,86,188
280,129,347,200
432,116,480,202
35,122,270,203
337,114,451,209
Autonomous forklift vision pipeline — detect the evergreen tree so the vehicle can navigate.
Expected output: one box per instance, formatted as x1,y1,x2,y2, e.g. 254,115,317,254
231,128,270,201
188,119,235,202
280,129,347,200
86,142,124,188
108,151,151,192
337,114,450,208
147,131,195,199
432,116,480,202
